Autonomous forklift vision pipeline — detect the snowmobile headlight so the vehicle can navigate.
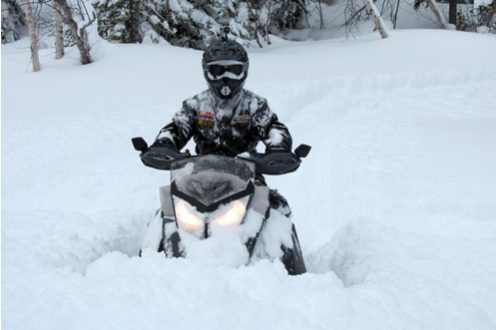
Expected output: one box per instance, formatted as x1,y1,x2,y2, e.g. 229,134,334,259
175,199,204,234
210,199,247,228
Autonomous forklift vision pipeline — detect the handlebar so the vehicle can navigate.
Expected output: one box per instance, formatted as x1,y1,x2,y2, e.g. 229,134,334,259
132,137,311,175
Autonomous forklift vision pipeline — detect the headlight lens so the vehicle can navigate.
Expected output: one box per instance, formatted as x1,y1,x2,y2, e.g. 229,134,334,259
210,200,247,228
175,199,204,234
174,197,248,236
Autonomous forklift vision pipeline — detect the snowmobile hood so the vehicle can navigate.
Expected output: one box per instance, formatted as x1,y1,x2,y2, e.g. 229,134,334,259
170,155,255,211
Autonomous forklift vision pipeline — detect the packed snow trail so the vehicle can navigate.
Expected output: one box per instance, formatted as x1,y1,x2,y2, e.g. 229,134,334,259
2,30,496,330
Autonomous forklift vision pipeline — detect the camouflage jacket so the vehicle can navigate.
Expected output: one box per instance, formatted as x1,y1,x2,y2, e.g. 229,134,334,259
155,89,292,156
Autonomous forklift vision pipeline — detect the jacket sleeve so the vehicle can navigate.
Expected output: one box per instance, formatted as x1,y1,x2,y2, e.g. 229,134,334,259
154,101,196,150
251,99,292,152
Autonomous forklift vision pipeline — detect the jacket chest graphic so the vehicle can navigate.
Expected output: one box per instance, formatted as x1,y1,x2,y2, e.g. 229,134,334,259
196,110,251,136
196,112,215,127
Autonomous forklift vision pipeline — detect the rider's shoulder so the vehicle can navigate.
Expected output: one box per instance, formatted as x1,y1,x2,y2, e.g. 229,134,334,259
182,90,212,110
242,89,266,102
241,89,269,114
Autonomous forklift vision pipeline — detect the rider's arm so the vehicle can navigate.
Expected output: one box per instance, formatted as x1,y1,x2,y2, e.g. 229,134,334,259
154,101,196,150
252,99,292,152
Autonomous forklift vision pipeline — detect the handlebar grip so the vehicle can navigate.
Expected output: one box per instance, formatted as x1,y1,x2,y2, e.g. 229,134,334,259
241,152,301,175
140,147,189,170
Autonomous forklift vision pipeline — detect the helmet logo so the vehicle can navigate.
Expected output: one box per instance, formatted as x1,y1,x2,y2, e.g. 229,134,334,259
220,85,231,96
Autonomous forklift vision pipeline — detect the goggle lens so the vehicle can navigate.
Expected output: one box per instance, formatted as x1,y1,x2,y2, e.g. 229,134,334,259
208,65,243,77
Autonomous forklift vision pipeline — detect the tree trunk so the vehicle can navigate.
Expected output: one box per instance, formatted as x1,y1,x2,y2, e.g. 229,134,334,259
129,0,141,43
54,0,92,64
265,0,273,45
246,0,263,48
363,0,389,38
54,3,64,59
448,0,457,25
481,0,496,26
393,0,400,28
425,0,451,29
318,0,325,30
18,0,41,71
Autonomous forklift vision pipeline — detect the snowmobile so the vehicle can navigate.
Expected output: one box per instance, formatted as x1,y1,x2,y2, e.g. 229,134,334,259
132,137,311,275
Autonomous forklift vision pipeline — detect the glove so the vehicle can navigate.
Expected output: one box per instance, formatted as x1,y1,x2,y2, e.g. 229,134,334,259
265,146,290,154
150,139,178,151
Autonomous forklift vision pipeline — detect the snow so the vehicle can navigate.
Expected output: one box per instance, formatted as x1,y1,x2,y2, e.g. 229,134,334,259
475,0,493,7
2,29,496,329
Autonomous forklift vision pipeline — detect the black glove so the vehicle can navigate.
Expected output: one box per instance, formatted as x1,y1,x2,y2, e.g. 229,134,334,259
141,141,188,170
150,139,178,151
265,146,291,154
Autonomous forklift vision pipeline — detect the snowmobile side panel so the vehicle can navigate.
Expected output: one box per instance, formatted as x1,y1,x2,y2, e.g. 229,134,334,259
141,211,165,252
281,225,306,275
251,185,270,216
159,185,174,218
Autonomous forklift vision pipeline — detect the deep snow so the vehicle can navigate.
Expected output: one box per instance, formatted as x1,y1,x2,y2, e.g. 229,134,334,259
2,30,496,330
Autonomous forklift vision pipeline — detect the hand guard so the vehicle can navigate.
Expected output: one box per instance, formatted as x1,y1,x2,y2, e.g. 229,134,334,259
140,140,188,170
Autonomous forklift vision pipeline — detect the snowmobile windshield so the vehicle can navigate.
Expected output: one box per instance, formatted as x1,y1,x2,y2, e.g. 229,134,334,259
170,155,255,207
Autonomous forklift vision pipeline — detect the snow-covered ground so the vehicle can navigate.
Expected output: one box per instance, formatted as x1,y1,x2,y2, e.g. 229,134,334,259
2,30,496,330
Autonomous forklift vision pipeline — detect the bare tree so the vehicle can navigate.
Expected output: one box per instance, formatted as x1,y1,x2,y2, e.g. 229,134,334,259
343,0,365,36
17,0,41,71
53,1,64,59
363,0,389,38
54,0,93,64
265,0,274,45
393,0,400,28
424,0,451,28
317,0,325,29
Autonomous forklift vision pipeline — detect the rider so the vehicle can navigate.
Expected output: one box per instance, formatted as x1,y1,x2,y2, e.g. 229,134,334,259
151,30,293,217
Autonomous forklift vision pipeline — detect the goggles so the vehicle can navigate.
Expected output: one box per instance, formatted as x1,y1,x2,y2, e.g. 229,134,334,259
206,60,245,80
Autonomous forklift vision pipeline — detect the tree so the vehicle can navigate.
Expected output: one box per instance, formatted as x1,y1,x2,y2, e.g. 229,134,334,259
476,0,496,32
92,0,312,49
53,1,64,59
456,0,495,31
17,0,41,71
425,0,451,28
2,0,25,43
363,0,389,38
414,0,451,29
53,0,93,64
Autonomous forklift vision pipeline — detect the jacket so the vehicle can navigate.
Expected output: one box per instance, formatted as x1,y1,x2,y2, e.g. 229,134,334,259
155,88,292,156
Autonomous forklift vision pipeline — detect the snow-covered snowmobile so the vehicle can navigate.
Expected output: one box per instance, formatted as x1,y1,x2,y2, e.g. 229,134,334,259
132,137,310,275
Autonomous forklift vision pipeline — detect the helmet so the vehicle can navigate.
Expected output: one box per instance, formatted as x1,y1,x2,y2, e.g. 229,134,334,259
202,37,249,99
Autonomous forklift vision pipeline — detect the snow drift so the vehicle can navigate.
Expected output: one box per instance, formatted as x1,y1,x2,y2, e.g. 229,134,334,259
2,30,496,329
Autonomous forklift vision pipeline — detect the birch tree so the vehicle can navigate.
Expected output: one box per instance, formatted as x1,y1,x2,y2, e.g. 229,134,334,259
17,0,41,71
53,2,64,59
414,0,451,29
54,0,92,64
425,0,451,29
363,0,389,38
